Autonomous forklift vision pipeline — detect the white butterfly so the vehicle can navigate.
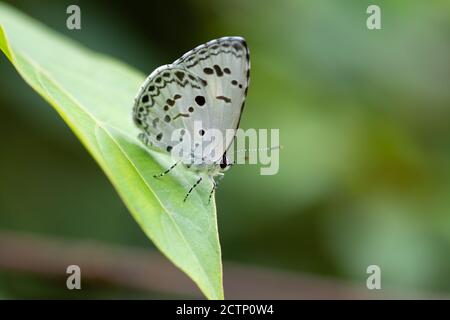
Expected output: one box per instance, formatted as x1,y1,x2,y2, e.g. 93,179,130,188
133,36,250,202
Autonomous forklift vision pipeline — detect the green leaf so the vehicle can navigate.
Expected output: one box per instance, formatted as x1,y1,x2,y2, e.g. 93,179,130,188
0,2,223,299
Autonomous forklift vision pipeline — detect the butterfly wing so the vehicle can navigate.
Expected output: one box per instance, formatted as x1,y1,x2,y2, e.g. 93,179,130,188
133,37,250,164
133,65,207,154
173,36,250,153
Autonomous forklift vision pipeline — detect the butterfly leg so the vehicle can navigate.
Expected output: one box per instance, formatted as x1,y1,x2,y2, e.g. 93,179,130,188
183,177,203,202
207,181,216,204
208,174,224,204
153,162,179,178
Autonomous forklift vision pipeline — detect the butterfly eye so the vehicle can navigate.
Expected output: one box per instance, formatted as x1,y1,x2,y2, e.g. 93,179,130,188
220,153,228,169
220,153,232,170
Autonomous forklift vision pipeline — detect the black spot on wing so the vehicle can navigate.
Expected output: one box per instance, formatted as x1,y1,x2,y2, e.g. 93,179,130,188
213,65,223,77
216,96,231,103
173,113,190,120
175,71,185,81
199,78,208,86
233,43,243,51
203,67,213,74
195,95,206,106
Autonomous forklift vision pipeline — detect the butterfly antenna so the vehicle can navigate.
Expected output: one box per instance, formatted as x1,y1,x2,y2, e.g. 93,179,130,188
230,145,283,162
235,145,283,154
184,177,203,202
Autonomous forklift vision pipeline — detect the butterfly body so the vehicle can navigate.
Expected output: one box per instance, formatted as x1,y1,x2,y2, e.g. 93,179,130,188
133,36,250,201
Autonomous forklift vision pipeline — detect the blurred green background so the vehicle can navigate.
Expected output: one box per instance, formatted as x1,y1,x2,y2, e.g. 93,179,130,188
1,0,450,298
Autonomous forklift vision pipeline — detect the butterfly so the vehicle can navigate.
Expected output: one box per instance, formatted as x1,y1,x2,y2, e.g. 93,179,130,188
132,36,250,202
